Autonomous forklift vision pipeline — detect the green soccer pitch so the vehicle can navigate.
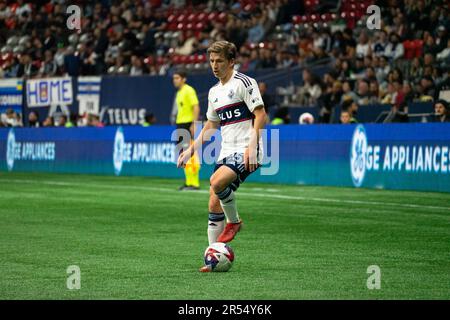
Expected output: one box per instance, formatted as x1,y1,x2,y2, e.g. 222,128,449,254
0,172,449,299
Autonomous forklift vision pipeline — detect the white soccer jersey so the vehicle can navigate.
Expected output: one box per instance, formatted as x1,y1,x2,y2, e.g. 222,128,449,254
207,70,264,163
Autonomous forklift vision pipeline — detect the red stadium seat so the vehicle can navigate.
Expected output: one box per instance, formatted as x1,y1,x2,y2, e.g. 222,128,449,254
177,14,186,23
168,22,178,31
179,55,188,64
309,14,319,23
217,12,227,23
403,40,413,59
187,55,196,64
412,39,424,58
292,15,301,24
187,13,196,23
167,14,176,24
172,55,181,64
197,12,207,22
207,12,218,21
194,22,205,31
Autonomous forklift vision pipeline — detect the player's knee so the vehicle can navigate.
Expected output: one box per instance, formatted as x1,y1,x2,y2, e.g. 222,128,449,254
209,176,222,193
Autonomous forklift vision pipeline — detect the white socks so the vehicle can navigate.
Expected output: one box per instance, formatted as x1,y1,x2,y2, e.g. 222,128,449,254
208,213,225,245
215,186,240,223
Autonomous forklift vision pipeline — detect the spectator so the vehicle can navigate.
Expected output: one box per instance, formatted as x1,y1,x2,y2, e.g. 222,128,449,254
39,50,57,76
356,31,371,58
247,10,265,44
433,100,450,122
42,116,54,127
354,79,371,106
28,111,40,127
142,112,157,126
271,107,290,125
258,82,276,116
16,53,38,78
341,80,358,103
130,55,147,75
372,30,389,57
418,76,436,101
295,69,322,106
87,114,104,127
437,39,450,63
369,79,381,104
384,32,404,61
341,99,359,123
58,114,74,128
340,109,357,124
1,108,22,127
319,80,342,123
408,57,423,81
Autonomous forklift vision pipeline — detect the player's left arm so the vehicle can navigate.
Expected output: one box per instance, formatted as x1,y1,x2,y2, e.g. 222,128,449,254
241,78,267,172
245,105,267,172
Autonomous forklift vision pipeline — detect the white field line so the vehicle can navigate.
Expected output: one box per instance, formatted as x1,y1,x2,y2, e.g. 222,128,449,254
2,178,450,212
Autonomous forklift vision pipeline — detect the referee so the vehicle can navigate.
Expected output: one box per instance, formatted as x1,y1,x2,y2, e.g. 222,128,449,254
171,70,201,190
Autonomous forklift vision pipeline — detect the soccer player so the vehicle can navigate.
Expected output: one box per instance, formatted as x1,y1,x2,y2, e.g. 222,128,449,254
176,41,267,272
171,70,201,190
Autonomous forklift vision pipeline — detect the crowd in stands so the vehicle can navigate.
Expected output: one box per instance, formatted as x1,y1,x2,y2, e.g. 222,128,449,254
0,0,449,126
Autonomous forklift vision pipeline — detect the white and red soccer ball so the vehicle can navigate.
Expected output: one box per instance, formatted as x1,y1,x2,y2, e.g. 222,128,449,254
299,112,314,124
203,242,234,272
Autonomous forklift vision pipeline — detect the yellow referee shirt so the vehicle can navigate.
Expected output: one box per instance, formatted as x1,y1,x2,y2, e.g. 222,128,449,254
175,84,199,124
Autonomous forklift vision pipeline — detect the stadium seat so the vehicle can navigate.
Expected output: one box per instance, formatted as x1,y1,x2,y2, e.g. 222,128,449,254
207,12,218,22
194,22,205,31
217,12,228,23
403,40,414,60
187,13,196,23
413,39,424,58
292,15,301,24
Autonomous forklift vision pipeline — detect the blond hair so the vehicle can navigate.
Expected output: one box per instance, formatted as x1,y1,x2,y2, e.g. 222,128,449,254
207,41,237,61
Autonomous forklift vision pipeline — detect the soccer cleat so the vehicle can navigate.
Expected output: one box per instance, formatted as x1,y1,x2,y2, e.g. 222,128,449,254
217,221,243,243
184,186,200,191
178,184,188,191
199,265,212,272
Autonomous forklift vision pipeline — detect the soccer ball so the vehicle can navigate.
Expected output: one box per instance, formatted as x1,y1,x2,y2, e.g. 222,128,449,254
203,242,234,272
299,112,314,124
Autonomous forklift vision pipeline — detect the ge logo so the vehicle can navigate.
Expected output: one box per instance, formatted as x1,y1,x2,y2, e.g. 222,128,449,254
366,5,381,30
6,129,16,171
66,5,81,31
350,125,368,187
113,127,125,176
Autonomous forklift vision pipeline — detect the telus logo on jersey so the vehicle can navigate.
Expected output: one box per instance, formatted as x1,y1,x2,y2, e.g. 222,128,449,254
218,108,242,121
216,102,253,126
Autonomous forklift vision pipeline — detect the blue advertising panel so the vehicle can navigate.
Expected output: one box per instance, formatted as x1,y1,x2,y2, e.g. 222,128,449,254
1,123,449,193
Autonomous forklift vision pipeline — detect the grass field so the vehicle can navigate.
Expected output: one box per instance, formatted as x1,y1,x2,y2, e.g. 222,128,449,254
0,171,449,299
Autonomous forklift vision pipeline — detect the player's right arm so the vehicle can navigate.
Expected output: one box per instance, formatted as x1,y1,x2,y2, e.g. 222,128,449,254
177,119,219,168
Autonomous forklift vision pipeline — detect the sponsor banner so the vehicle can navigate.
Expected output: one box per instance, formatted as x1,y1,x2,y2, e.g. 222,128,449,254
0,78,23,117
5,128,56,171
1,123,449,193
77,76,101,115
26,77,73,107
